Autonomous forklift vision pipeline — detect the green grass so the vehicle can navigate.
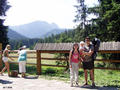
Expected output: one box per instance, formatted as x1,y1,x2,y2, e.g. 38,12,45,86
95,69,120,87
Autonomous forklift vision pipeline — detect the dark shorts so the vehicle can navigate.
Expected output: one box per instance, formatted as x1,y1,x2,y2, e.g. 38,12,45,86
83,61,94,70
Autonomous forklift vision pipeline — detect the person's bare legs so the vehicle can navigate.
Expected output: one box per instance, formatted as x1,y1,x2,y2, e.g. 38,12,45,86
84,69,88,85
5,62,10,76
7,63,10,76
0,66,7,75
90,69,95,87
0,62,10,76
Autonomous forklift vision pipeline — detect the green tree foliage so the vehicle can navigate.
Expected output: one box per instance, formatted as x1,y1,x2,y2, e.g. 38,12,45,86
9,38,40,50
0,0,10,49
101,0,120,41
88,0,120,41
0,20,8,49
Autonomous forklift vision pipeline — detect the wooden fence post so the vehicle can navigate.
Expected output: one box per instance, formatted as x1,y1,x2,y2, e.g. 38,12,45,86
0,43,2,71
36,50,41,75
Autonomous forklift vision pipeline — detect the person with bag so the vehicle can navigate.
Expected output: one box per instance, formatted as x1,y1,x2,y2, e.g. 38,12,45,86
82,37,95,87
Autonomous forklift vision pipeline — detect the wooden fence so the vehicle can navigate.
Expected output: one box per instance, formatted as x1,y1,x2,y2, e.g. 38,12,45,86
7,50,120,75
0,43,120,75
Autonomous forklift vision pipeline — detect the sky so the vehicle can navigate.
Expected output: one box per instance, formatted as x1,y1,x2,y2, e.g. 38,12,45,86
4,0,99,29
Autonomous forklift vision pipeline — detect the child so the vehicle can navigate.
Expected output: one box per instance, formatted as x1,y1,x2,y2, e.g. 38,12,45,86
79,41,85,62
69,43,80,87
80,41,85,51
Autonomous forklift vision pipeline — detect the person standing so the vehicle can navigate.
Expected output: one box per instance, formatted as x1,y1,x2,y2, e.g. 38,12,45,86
69,43,80,87
18,45,27,78
0,45,14,76
82,37,95,87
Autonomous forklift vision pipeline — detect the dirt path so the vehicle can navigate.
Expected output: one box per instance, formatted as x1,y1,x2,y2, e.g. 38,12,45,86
0,74,119,90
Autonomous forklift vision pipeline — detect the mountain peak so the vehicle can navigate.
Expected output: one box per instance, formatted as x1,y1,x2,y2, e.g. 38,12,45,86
9,20,64,38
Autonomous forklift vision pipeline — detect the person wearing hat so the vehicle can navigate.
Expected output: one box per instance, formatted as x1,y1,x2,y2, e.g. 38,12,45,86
18,45,27,77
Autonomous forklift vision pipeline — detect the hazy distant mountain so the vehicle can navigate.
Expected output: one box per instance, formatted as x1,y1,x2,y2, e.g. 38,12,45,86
43,29,66,38
9,21,64,38
8,29,28,40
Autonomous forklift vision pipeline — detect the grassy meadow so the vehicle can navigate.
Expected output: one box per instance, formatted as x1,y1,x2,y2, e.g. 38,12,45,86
4,52,120,87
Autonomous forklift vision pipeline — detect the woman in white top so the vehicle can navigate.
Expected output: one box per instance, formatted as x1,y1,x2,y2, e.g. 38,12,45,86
0,45,14,76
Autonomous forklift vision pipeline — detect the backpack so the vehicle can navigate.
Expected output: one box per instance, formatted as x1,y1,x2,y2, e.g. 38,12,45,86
92,38,100,52
92,38,101,60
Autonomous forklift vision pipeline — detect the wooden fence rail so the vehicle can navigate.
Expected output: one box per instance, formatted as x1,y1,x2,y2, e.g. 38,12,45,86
10,56,120,63
8,50,120,74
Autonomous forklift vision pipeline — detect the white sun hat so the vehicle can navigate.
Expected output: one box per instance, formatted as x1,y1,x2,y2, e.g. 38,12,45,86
80,41,85,44
22,45,27,49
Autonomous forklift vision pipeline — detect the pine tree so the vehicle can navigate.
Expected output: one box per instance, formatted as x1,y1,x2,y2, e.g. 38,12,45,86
74,0,87,29
0,0,11,49
74,0,90,39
